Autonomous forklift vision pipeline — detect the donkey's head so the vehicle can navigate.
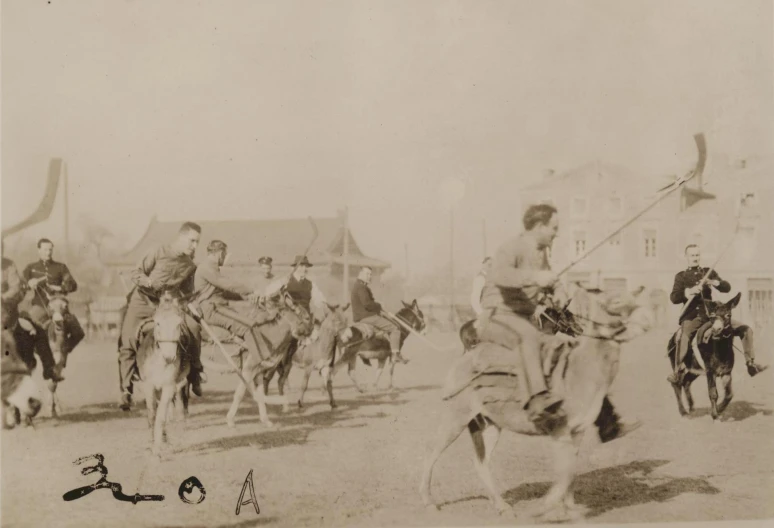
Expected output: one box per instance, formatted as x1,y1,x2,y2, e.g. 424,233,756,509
399,299,426,335
580,285,655,342
47,293,70,329
153,292,185,362
705,292,742,340
279,292,314,339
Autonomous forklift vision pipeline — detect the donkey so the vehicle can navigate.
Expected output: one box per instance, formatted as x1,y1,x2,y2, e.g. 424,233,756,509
667,292,745,420
264,304,350,410
136,291,192,456
41,293,72,417
335,300,425,392
220,293,313,427
419,287,654,522
2,329,42,429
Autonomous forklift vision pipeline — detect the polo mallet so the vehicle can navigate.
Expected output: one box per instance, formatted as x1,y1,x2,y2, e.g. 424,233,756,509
677,192,747,321
557,133,707,278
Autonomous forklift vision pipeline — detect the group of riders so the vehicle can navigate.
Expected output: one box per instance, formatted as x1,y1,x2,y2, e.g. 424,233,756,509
1,202,767,430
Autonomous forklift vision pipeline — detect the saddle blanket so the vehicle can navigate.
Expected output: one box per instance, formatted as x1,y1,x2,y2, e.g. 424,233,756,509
441,333,575,401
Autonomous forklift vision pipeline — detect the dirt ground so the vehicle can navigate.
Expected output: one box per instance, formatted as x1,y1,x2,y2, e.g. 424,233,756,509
2,327,773,528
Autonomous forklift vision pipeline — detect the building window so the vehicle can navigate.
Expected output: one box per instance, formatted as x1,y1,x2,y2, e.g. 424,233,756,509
643,229,657,258
573,231,586,257
571,197,588,219
748,278,773,327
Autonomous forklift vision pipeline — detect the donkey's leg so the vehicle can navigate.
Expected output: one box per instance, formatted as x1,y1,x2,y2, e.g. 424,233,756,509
470,420,510,515
247,370,274,428
318,364,337,410
707,374,720,420
348,356,365,393
143,384,156,442
298,366,313,409
371,358,386,391
537,430,584,522
684,378,695,413
672,383,688,416
387,355,398,390
418,402,473,510
226,377,248,428
153,386,174,457
717,374,733,415
277,360,293,413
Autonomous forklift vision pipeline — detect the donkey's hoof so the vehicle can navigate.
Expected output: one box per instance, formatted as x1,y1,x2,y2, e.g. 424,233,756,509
495,501,514,518
226,418,236,429
424,503,440,512
262,421,276,429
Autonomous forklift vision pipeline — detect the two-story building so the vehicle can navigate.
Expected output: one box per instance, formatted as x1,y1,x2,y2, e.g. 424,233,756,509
519,158,773,328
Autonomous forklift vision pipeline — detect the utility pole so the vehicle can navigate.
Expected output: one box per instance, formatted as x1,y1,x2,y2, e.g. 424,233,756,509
482,218,487,259
63,162,70,263
449,206,455,327
342,207,350,305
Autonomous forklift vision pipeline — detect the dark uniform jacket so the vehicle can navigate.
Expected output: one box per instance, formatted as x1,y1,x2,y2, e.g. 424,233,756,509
129,244,197,301
670,266,731,324
22,259,78,307
351,279,381,322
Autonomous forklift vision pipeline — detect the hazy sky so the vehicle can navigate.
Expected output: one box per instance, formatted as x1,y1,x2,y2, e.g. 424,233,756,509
2,0,772,276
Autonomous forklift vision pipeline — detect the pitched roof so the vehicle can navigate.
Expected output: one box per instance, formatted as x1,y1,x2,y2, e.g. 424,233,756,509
107,215,390,269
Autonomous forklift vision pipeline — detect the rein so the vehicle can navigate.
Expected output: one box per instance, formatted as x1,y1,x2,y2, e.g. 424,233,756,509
341,309,421,350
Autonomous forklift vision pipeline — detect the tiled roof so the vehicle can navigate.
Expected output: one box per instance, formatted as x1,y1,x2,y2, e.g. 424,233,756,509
107,215,390,269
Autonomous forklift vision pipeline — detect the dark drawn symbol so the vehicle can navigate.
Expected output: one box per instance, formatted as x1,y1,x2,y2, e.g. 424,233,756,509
62,454,164,504
178,476,206,504
235,469,260,515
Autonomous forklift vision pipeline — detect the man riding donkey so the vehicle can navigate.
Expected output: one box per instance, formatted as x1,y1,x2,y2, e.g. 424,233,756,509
190,241,281,369
471,203,637,438
350,266,409,365
668,243,767,385
22,238,85,368
117,222,205,411
2,240,63,383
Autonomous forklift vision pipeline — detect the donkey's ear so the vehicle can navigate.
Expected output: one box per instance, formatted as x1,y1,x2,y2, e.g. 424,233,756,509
324,302,335,313
341,303,350,312
412,299,419,308
726,292,742,310
401,300,411,309
630,285,646,297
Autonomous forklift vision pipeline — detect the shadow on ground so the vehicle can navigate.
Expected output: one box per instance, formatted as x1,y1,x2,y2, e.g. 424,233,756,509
687,400,772,422
440,460,720,518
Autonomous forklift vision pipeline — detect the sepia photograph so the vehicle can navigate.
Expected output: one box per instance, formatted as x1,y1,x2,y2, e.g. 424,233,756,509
1,1,773,527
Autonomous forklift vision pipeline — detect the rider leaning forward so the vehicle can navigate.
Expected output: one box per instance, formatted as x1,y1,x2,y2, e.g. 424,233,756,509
117,222,204,411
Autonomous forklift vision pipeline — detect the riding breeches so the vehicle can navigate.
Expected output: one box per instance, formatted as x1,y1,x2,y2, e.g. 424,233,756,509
677,318,705,367
357,315,402,352
476,310,547,401
731,320,755,363
118,293,202,395
677,318,755,366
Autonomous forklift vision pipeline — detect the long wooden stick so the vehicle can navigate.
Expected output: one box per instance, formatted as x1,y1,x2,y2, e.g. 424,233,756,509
558,133,706,277
380,309,447,352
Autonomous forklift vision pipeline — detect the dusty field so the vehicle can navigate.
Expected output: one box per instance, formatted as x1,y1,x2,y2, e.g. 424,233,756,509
2,327,773,528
